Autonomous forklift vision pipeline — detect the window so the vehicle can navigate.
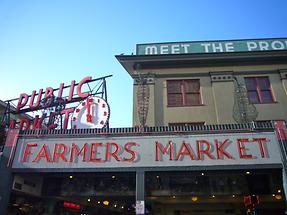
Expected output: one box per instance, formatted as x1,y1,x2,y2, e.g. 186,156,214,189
244,77,274,103
167,79,201,106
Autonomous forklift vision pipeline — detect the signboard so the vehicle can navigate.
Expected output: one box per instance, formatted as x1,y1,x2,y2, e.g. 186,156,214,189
12,132,282,169
5,75,111,131
136,38,287,55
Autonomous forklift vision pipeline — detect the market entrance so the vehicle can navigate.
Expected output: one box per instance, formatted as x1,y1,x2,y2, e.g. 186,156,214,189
145,169,286,215
6,169,287,214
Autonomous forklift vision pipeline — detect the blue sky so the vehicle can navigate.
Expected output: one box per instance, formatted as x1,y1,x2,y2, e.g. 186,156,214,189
0,0,287,127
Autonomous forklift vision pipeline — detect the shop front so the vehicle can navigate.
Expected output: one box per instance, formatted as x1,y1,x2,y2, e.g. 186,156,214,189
1,124,286,214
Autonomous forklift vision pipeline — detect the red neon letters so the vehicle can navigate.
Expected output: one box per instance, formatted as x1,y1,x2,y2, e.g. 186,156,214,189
20,138,268,164
63,201,81,210
155,138,267,161
16,76,92,112
22,141,138,163
11,76,92,130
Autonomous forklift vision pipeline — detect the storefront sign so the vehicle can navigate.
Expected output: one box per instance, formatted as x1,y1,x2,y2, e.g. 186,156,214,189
136,38,287,55
12,132,281,169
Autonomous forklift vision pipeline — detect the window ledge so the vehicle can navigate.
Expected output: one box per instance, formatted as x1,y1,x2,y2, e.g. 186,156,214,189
252,101,278,104
167,104,205,107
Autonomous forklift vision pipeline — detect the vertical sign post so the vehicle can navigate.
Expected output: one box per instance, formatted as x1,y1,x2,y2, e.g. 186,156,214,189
136,170,145,215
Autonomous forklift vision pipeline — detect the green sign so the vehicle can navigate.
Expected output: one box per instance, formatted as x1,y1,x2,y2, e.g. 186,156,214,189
136,38,287,55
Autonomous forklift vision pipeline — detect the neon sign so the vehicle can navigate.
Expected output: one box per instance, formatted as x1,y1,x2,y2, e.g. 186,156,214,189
7,75,111,130
20,138,267,164
12,132,282,169
16,76,92,112
63,201,81,210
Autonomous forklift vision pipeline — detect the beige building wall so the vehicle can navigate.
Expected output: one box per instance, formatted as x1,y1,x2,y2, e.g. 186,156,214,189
132,64,287,127
210,72,235,124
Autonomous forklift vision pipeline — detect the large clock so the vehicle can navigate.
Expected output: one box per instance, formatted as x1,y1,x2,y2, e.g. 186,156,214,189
71,96,110,129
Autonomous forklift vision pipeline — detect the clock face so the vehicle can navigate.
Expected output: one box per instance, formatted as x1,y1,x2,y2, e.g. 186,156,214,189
71,96,110,129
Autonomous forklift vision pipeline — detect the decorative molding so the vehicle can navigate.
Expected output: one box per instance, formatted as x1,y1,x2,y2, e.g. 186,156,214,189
279,69,287,79
19,122,274,138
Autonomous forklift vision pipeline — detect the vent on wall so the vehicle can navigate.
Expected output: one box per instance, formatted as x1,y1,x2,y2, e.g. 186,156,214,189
12,174,43,196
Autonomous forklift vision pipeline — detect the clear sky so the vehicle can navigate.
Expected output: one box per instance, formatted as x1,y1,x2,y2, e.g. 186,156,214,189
0,0,287,128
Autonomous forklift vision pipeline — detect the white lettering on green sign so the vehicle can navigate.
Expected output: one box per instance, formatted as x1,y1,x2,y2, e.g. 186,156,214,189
137,39,287,55
145,44,191,55
200,42,235,53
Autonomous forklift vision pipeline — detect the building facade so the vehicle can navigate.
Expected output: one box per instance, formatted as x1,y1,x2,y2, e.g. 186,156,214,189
0,38,287,215
116,38,287,127
1,124,287,215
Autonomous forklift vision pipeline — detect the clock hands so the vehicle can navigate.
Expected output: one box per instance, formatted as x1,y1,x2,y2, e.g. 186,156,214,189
72,96,109,129
86,98,92,123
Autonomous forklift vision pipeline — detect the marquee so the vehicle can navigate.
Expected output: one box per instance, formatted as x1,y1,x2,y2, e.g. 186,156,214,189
11,132,282,170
